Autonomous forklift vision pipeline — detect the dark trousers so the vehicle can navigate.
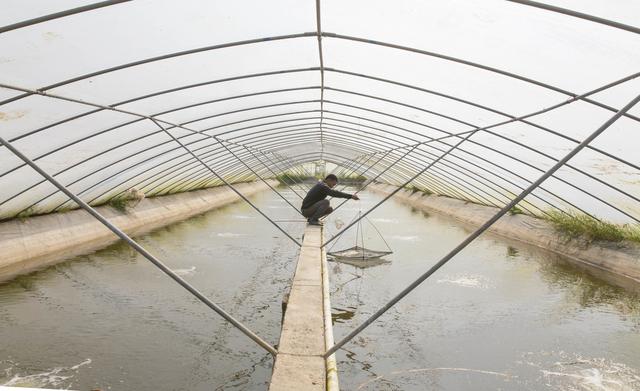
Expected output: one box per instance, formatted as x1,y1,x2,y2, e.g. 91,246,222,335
301,199,333,221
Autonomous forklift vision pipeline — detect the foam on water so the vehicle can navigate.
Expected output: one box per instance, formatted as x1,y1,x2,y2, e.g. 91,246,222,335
436,274,493,289
1,358,91,388
231,215,254,220
389,235,420,242
172,266,196,276
356,366,513,390
522,352,640,391
370,218,399,224
215,232,247,238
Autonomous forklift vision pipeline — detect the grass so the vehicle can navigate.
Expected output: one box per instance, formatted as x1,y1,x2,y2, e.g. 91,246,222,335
337,174,367,183
405,185,433,195
406,185,421,194
275,173,316,184
108,197,130,213
509,206,525,215
16,206,38,221
546,210,640,244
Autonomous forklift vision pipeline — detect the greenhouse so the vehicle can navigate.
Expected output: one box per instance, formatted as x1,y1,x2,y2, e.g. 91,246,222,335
0,1,639,390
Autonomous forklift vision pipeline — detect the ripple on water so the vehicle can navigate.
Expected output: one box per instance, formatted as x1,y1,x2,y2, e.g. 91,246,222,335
521,351,640,391
1,358,91,388
389,235,420,242
436,274,494,289
214,232,247,238
370,218,399,224
172,266,196,276
230,215,254,220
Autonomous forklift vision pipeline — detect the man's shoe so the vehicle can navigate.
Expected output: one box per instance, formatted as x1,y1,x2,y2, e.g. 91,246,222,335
308,219,323,226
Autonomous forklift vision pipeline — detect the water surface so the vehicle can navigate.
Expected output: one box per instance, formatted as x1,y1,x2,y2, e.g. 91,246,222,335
1,186,639,390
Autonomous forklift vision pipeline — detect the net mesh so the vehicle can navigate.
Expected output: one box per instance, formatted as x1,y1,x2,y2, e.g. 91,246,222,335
327,245,392,260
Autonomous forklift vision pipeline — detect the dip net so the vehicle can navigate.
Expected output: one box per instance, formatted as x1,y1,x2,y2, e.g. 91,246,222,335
328,246,392,260
327,211,393,261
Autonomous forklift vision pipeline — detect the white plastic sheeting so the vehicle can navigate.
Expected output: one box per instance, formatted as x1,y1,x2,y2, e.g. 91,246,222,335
0,0,638,222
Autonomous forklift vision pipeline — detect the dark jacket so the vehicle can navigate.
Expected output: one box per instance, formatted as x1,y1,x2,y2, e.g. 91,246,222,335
301,182,353,210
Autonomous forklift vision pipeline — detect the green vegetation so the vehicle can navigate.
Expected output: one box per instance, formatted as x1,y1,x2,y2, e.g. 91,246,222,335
405,185,433,196
16,206,38,221
275,173,315,184
509,206,525,215
336,174,367,184
108,197,130,213
406,185,421,194
546,211,640,244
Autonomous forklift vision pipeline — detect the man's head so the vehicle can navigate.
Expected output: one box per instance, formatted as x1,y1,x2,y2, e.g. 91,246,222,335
324,174,338,188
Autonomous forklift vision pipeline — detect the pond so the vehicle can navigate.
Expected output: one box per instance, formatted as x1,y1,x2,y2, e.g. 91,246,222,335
1,185,638,390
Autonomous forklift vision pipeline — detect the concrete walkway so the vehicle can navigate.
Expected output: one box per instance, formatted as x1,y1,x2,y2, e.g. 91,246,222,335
269,225,338,391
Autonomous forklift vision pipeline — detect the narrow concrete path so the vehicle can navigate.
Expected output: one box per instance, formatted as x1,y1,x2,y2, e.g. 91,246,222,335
269,225,338,391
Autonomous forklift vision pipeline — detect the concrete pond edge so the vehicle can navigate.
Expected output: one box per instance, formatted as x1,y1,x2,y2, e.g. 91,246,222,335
369,183,640,286
0,180,277,283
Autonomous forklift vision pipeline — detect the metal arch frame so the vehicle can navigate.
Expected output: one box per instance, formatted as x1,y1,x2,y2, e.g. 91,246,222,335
3,94,635,223
3,71,630,196
147,118,303,247
86,119,640,220
321,33,640,124
174,96,636,219
324,91,640,357
315,0,326,161
0,0,132,34
272,124,510,209
202,102,636,219
0,33,318,107
0,24,637,222
236,137,510,209
0,133,280,356
77,137,360,213
0,128,628,224
213,135,305,215
243,131,480,203
3,0,637,369
296,123,626,221
3,70,628,204
55,141,258,210
5,64,638,179
3,71,628,202
3,91,636,224
506,0,640,35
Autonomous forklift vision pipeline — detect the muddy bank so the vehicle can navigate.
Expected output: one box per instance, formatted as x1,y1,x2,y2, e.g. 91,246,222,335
0,181,277,282
369,183,640,284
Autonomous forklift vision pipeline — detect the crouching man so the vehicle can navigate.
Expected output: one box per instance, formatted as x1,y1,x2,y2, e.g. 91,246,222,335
301,174,359,225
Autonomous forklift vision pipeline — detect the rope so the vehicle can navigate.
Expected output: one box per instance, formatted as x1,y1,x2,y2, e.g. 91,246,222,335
327,212,360,253
365,216,393,253
358,210,365,261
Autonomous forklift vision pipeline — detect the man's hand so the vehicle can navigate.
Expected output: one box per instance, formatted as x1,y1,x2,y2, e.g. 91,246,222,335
351,194,360,200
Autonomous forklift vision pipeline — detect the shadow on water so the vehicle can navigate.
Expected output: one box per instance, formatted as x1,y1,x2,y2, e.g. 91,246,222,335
328,256,391,269
332,306,357,324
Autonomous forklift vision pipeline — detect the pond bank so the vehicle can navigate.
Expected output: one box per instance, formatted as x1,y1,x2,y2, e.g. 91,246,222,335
369,183,640,285
0,181,277,283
